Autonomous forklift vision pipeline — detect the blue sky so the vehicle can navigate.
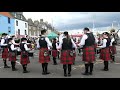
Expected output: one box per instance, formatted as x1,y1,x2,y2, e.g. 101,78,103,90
23,12,120,31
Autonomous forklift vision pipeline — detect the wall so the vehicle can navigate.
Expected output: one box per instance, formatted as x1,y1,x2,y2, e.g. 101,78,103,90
0,15,15,35
15,19,28,35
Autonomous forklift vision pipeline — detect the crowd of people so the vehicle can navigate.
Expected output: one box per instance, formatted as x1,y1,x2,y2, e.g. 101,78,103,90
0,27,118,77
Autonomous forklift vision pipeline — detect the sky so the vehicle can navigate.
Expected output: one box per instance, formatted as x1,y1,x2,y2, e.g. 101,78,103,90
23,12,120,31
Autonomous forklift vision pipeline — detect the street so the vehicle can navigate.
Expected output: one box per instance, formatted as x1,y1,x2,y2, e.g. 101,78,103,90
0,46,120,78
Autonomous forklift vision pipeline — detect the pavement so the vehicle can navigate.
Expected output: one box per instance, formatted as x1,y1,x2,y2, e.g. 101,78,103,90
0,46,120,78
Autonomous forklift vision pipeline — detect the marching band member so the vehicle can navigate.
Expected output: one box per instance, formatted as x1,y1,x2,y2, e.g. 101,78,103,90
20,38,31,73
52,38,58,65
37,29,52,75
77,27,96,75
109,30,117,62
0,33,10,68
97,32,111,71
8,38,18,71
57,31,77,77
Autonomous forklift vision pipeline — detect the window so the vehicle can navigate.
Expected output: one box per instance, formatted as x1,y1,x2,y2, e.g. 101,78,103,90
18,29,20,35
8,17,10,24
16,20,18,26
25,30,27,35
25,23,27,28
8,27,11,33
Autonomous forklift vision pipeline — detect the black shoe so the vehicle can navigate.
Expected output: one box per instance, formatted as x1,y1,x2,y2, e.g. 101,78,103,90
89,72,93,75
4,66,11,68
42,72,46,75
102,69,109,71
12,68,18,71
68,73,71,77
23,71,30,73
64,73,67,77
53,63,57,65
45,72,50,74
82,72,89,75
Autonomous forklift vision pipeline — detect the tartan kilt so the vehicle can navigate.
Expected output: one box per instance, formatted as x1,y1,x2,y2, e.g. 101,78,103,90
100,47,111,61
20,52,30,64
39,48,50,63
8,52,16,61
109,46,117,55
2,48,8,59
60,50,74,64
82,46,95,62
52,50,58,57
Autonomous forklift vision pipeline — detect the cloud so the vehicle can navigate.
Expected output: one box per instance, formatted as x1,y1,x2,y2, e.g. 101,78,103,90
23,12,120,31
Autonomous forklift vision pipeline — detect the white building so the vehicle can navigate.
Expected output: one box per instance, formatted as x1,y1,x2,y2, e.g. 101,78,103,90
15,19,28,36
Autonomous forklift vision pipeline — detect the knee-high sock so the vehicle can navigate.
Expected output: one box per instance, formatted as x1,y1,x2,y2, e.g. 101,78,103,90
104,61,108,69
3,59,8,66
63,64,67,74
53,57,57,64
22,64,27,71
68,64,71,74
11,61,15,69
90,63,93,73
85,64,89,73
45,63,48,72
42,63,45,72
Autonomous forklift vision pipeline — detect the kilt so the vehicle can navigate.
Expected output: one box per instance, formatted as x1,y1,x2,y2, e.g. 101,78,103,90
39,48,50,63
60,50,74,64
9,52,16,61
100,47,111,61
20,51,30,64
52,50,58,57
82,46,95,62
2,48,8,59
109,46,117,55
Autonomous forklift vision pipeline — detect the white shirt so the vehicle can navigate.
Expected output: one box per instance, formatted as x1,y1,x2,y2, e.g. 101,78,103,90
22,42,30,51
97,39,107,48
59,34,65,42
0,38,7,46
37,35,52,49
57,37,77,49
110,38,115,46
10,44,17,51
78,32,98,48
